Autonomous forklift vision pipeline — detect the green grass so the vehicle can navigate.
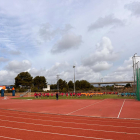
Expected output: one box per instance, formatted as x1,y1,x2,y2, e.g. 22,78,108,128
12,94,136,100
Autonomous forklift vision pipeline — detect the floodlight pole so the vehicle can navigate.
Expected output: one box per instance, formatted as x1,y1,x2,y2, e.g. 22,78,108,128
73,66,75,93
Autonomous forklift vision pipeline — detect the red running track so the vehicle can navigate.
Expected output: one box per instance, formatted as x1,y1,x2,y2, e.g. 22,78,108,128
0,98,140,119
0,98,140,139
0,109,140,140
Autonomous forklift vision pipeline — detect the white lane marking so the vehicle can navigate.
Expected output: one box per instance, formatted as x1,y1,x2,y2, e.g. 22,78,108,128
1,108,140,121
0,126,113,140
117,99,126,118
0,114,140,129
67,100,106,115
0,119,140,135
0,135,22,140
1,111,140,125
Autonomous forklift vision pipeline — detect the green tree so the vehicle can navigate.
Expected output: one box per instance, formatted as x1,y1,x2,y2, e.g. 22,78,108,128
68,80,73,89
75,80,80,90
57,79,68,91
80,80,91,89
15,72,33,88
33,76,47,89
50,84,57,89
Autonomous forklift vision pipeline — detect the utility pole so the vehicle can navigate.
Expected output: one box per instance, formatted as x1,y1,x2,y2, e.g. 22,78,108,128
56,75,59,92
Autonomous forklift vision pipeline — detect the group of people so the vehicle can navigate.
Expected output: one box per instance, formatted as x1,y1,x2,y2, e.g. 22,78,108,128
34,92,52,98
34,92,82,99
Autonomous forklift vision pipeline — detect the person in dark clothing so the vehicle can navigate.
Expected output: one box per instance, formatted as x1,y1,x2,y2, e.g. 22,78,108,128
56,92,59,100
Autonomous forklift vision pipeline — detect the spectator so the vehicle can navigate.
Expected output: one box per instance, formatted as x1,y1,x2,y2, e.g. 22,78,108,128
56,92,58,100
66,93,68,98
47,93,49,97
34,93,37,98
39,93,41,98
43,93,46,97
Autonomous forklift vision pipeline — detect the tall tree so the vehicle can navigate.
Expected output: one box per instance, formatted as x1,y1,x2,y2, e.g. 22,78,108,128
80,80,91,89
34,76,47,89
57,79,68,91
68,80,73,89
15,72,33,88
50,84,57,89
75,80,80,90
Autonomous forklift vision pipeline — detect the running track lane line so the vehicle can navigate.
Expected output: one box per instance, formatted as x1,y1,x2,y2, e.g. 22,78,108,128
0,112,138,125
117,99,126,118
0,136,22,140
1,109,140,125
1,119,140,136
0,114,139,129
1,108,140,120
67,99,106,115
1,110,140,125
0,126,113,140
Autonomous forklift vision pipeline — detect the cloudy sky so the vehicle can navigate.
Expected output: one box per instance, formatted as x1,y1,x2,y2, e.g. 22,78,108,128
0,0,140,85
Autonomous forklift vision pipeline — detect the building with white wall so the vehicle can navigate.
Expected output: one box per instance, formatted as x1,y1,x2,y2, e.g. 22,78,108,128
43,85,50,91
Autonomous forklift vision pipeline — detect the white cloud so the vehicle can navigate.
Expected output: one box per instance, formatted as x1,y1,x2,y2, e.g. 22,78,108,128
37,23,73,43
5,60,32,73
92,62,112,72
103,71,132,82
0,0,139,85
88,15,124,31
103,57,135,82
82,37,119,72
28,62,101,84
125,2,140,17
117,57,132,72
51,33,82,53
48,64,101,83
75,65,101,82
117,56,140,72
0,70,16,85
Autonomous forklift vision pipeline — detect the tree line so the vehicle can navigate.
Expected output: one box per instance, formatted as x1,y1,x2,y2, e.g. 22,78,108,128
15,72,47,92
51,79,94,92
14,72,94,92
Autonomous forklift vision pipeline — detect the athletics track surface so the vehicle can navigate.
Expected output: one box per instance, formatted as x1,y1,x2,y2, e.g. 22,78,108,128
0,98,140,140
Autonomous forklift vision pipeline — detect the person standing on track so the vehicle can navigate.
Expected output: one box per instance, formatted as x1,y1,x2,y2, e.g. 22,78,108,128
56,92,59,100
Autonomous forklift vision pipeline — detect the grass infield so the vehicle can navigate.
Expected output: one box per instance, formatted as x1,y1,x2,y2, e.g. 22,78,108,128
12,94,136,100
